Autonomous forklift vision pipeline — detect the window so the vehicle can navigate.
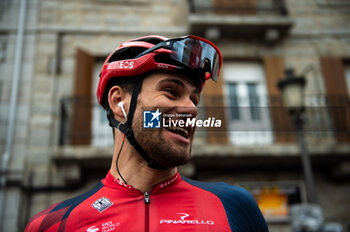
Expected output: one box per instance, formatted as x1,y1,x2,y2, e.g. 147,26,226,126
227,83,240,120
345,63,350,97
223,62,273,145
247,83,261,121
321,57,350,142
92,61,113,147
0,38,5,63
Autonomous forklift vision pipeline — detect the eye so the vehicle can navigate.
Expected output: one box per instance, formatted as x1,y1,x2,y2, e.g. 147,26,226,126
164,88,178,98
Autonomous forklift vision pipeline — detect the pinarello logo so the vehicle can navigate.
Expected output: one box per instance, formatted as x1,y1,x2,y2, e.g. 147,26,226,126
160,213,214,225
86,226,99,232
178,213,190,220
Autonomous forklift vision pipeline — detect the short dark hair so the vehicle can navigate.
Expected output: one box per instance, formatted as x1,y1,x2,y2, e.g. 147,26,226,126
102,74,148,127
102,82,134,111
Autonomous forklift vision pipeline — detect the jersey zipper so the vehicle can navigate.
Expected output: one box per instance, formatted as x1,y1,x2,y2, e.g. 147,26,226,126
144,192,150,232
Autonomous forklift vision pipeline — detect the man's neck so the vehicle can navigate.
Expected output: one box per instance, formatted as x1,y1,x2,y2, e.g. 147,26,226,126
110,141,177,193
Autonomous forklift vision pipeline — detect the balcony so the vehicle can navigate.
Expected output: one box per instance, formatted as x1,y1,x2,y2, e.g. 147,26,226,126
187,0,293,42
58,95,350,148
53,95,350,181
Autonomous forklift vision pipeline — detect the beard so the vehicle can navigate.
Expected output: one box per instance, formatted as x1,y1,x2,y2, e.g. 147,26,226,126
131,108,192,169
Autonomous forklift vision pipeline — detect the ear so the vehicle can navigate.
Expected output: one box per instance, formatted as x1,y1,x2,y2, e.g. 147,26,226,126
108,86,130,122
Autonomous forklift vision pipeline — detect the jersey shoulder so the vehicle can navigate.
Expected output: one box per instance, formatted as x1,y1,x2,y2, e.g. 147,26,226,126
24,182,104,232
182,176,269,232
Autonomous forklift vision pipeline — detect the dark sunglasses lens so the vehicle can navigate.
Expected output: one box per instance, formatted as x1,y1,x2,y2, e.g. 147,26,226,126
211,53,220,81
171,38,219,80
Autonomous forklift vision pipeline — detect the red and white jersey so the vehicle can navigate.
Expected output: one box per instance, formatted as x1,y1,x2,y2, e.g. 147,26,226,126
25,171,268,232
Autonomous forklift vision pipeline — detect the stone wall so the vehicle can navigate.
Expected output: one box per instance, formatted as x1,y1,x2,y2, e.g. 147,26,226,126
0,0,349,231
0,0,39,231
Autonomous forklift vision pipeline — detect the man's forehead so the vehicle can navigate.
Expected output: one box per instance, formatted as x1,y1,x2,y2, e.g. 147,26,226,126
152,72,198,91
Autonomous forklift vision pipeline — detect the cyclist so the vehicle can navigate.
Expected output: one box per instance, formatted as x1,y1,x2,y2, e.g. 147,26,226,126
25,35,268,232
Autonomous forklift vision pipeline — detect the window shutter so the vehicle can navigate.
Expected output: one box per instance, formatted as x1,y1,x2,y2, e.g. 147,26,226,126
320,57,350,142
202,71,228,144
263,56,295,142
70,48,94,145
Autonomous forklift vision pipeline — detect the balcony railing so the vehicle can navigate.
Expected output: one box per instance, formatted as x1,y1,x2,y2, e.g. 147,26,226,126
58,95,350,147
187,0,292,41
188,0,288,16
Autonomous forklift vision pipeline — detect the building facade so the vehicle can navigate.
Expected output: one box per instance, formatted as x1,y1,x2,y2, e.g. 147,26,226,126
0,0,350,231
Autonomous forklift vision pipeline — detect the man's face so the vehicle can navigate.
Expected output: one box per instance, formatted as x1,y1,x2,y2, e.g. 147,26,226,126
132,72,200,169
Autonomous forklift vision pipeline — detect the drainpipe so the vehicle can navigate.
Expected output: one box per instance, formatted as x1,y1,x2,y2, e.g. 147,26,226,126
0,0,28,229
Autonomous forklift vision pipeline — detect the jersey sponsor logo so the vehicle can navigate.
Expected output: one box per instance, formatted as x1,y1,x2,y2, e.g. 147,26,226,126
101,221,120,232
119,61,134,69
86,226,99,232
160,213,215,225
92,197,113,213
86,221,120,232
157,64,169,69
179,213,190,220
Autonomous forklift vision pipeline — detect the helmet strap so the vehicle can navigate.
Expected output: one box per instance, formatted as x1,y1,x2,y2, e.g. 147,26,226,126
109,79,165,170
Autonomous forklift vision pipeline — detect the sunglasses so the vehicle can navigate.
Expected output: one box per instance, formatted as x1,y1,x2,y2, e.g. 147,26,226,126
135,35,222,82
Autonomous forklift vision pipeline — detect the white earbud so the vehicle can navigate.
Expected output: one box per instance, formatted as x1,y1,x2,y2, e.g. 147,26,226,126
118,101,128,119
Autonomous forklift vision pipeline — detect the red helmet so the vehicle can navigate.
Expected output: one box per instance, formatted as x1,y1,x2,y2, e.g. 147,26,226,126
96,35,222,105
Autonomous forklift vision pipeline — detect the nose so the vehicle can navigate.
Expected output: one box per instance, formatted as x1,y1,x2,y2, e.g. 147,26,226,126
176,98,198,118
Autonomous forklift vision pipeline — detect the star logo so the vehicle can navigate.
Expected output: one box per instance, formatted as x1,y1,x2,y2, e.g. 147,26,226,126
150,108,161,121
143,109,162,128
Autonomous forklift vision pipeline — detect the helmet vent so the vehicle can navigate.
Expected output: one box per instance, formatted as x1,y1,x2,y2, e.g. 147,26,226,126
154,53,183,67
108,47,147,63
131,37,164,45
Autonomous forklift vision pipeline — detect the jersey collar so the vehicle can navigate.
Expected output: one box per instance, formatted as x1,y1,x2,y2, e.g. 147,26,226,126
103,170,182,193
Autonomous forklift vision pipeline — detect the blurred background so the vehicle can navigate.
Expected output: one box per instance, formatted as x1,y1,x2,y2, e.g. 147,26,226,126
0,0,350,231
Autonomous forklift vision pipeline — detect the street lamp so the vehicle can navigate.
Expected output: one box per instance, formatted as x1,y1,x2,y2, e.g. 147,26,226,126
278,69,322,232
278,69,344,232
278,69,306,114
278,68,318,204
